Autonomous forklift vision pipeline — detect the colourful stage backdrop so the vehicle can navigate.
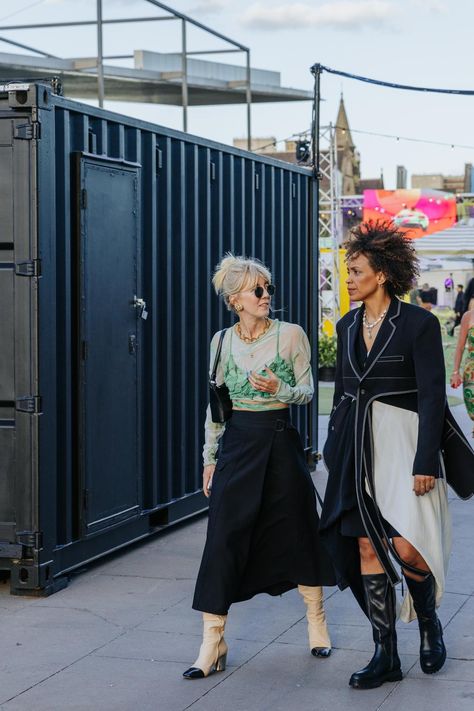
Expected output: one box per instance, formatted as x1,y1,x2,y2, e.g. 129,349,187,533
363,189,456,238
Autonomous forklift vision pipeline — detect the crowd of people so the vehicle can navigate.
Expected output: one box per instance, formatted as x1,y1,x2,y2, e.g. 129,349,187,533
407,276,474,435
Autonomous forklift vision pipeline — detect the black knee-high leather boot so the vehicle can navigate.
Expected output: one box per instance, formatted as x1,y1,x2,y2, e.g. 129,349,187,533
403,572,446,674
349,574,402,689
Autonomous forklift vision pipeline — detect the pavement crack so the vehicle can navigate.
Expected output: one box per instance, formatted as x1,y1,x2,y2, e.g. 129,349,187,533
181,614,311,710
33,604,124,629
0,628,130,707
99,573,195,580
443,592,472,628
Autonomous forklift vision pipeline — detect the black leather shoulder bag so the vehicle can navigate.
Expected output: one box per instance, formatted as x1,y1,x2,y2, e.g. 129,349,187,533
209,329,233,423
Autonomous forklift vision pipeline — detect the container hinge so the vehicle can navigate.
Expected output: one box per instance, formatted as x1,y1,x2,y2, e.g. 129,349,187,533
81,340,88,360
80,188,87,209
14,122,40,140
16,396,42,414
16,530,43,550
15,259,41,277
156,147,163,170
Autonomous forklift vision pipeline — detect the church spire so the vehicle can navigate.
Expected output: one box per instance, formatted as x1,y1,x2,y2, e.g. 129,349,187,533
335,94,354,149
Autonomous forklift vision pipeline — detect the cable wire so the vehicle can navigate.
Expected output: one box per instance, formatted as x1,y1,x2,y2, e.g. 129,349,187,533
255,124,474,156
311,64,474,96
339,125,474,151
252,130,311,153
312,64,474,96
0,0,49,25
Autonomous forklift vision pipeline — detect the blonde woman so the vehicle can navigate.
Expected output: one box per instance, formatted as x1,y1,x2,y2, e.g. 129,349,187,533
183,255,335,679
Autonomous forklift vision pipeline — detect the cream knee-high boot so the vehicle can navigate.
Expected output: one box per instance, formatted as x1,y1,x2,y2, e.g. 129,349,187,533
298,585,332,657
183,613,228,679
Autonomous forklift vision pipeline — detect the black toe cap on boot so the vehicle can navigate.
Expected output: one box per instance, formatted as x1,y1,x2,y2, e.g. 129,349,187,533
183,667,205,679
311,647,331,658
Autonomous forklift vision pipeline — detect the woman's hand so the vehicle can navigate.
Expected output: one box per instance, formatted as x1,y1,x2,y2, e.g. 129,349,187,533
203,464,216,498
413,475,436,496
450,372,462,389
248,366,280,395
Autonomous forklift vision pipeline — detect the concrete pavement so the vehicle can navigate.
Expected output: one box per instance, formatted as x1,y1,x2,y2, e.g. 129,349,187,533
1,400,473,711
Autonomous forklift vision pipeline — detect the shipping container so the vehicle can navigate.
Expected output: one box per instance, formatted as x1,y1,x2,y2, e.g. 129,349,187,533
0,82,318,595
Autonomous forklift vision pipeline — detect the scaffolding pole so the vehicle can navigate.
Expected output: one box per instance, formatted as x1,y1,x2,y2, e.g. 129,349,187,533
96,0,104,108
246,50,252,150
317,124,342,334
181,19,188,132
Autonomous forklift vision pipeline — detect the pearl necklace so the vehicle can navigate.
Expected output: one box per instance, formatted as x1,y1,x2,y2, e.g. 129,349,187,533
236,317,271,344
363,309,387,340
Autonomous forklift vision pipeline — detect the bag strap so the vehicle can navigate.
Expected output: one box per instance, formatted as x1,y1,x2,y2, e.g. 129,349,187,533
210,329,227,384
312,482,324,511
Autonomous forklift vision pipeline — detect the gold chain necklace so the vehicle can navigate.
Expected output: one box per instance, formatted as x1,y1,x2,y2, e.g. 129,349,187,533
236,317,271,344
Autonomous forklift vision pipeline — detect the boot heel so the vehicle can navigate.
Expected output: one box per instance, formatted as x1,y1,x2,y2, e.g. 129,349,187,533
216,652,227,672
386,669,403,682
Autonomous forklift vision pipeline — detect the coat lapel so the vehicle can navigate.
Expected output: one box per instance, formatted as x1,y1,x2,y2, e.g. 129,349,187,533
347,305,363,380
361,298,402,381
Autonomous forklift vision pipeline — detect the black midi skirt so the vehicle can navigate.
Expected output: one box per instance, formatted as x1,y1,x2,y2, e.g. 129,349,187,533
192,409,335,615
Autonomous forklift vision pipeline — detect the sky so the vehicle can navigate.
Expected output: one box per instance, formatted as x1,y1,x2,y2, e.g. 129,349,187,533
2,0,474,189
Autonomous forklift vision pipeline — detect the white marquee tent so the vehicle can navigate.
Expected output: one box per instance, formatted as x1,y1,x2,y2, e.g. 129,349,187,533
414,224,474,256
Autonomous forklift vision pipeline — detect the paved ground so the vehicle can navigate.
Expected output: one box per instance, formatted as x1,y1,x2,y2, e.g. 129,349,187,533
1,394,473,711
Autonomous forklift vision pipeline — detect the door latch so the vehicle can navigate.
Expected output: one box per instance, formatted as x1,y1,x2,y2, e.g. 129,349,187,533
132,295,148,320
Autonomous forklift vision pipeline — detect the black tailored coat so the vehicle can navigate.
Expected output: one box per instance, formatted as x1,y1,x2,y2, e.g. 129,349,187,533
320,298,474,608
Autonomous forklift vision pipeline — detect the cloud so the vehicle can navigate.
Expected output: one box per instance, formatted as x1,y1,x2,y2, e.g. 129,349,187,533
241,1,398,30
188,0,231,15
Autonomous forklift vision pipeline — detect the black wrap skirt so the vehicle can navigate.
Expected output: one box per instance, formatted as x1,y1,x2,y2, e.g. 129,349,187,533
192,409,335,615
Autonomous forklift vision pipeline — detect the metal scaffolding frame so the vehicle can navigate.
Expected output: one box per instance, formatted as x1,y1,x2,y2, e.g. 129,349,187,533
341,194,363,210
0,0,253,147
311,65,343,334
318,124,343,333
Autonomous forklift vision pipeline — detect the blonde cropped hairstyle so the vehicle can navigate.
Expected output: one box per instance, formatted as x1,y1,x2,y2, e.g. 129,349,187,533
212,254,272,311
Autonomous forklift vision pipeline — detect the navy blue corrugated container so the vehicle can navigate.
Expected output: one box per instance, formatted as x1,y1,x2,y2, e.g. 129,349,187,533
0,82,318,594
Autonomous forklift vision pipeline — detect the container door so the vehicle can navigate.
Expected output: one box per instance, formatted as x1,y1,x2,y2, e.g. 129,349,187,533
0,115,39,547
77,156,142,535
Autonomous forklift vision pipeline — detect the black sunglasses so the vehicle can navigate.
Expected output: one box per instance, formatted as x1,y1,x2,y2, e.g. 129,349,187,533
252,284,275,298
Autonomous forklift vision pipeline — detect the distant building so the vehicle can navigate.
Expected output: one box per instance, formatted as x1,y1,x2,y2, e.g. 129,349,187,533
465,163,474,192
359,177,385,191
397,165,407,189
232,137,299,164
444,175,466,193
411,166,473,194
233,137,277,154
411,174,444,190
271,140,300,165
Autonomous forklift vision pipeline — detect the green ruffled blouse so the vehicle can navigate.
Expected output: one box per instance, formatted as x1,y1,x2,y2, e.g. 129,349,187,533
203,319,314,465
224,351,296,403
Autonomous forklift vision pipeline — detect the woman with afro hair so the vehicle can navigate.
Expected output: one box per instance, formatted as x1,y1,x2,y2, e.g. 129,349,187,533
320,221,474,690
